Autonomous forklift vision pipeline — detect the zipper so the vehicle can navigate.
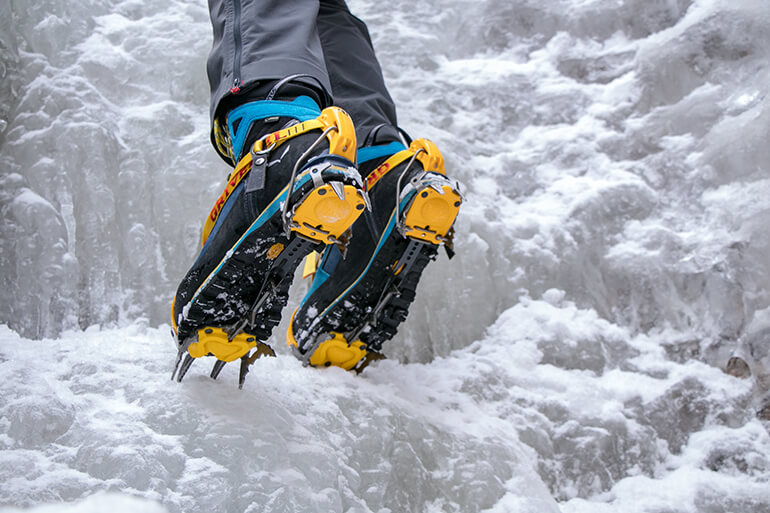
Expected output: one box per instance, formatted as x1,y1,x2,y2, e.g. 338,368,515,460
230,0,243,94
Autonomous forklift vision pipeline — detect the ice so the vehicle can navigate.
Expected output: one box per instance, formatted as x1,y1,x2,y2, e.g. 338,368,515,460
0,492,168,513
1,0,219,336
0,325,559,512
2,301,769,511
2,0,770,511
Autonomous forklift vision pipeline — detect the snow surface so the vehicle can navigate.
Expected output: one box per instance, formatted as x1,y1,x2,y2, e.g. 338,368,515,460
2,0,770,511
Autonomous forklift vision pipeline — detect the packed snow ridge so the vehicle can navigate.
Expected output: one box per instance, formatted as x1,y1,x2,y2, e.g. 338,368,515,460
1,0,769,512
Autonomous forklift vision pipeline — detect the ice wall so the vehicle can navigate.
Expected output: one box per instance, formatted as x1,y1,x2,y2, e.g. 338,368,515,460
0,1,222,337
386,0,770,366
1,0,769,386
1,1,769,511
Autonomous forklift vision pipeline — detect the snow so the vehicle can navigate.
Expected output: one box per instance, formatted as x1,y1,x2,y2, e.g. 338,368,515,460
0,324,555,512
2,0,770,511
0,493,168,513
1,301,769,512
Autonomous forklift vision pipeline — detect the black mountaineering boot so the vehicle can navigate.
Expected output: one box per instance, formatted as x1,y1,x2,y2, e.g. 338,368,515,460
171,78,368,386
287,129,462,372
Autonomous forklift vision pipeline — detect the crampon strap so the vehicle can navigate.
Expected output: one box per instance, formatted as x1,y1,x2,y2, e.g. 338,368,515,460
364,138,445,191
201,107,357,246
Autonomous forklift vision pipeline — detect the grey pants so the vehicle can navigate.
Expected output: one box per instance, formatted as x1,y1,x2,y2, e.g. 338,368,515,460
206,0,398,143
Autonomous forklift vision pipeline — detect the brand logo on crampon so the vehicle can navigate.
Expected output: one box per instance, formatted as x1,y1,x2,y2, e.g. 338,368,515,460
366,161,390,190
209,160,252,223
262,119,313,148
262,130,287,148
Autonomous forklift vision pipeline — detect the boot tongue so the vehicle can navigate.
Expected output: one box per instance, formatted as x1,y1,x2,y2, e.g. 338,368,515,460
228,95,322,162
216,78,327,163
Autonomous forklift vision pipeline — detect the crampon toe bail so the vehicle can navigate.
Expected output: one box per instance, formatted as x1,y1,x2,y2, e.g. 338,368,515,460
287,315,384,373
283,157,369,244
171,326,276,385
188,327,258,362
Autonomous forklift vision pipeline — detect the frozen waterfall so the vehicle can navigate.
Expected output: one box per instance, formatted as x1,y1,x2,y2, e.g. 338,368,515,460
1,0,769,512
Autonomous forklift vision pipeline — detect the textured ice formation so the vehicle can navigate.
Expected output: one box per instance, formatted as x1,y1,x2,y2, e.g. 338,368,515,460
2,0,768,360
393,0,770,367
0,0,219,337
1,0,770,511
0,493,168,513
0,325,562,513
1,306,769,512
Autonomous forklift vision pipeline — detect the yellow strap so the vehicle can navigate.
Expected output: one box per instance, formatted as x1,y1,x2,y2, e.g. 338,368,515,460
252,118,325,153
365,150,413,190
201,119,331,247
200,107,358,247
364,138,446,191
251,106,356,161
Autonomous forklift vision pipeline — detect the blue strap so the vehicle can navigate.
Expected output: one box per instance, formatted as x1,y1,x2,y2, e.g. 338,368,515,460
357,141,406,164
227,96,321,161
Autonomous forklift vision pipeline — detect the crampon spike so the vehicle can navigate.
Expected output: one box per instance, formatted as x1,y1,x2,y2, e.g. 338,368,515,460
175,354,195,383
238,342,277,389
238,354,250,390
210,360,227,380
355,350,386,374
330,180,346,200
171,348,184,381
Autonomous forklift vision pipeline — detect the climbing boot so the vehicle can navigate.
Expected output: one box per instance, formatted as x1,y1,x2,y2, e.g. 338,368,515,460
171,79,368,386
287,132,461,372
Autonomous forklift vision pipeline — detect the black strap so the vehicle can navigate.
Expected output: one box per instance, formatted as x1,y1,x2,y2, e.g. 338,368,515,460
266,73,331,106
245,152,267,192
363,124,412,147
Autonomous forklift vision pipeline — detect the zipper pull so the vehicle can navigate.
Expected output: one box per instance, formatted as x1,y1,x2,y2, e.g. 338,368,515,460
230,78,241,94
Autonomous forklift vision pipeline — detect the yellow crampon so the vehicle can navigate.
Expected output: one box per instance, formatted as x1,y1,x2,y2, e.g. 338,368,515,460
188,327,259,362
201,107,360,247
308,332,369,370
365,138,461,245
286,315,373,371
288,182,367,244
286,312,361,367
401,179,461,245
171,326,276,387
